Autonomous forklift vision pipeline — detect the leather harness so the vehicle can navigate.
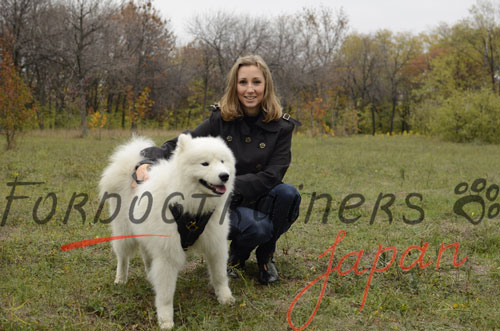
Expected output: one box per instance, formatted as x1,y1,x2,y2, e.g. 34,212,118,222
168,203,214,250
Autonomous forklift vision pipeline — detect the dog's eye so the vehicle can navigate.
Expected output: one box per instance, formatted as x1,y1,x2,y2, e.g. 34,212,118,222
221,160,224,164
201,162,209,166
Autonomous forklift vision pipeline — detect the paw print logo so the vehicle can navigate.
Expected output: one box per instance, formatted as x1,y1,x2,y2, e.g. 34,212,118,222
453,178,500,225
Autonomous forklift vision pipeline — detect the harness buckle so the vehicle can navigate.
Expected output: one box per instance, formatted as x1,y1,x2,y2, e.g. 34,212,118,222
186,220,199,231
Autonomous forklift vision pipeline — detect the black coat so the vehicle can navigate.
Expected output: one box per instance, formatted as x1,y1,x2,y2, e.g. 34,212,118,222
140,105,299,207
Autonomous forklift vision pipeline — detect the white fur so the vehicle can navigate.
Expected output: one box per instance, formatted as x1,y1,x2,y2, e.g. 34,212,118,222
99,134,236,330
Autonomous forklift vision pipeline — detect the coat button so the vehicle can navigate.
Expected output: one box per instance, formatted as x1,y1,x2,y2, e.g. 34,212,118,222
256,164,262,170
259,142,266,149
245,137,252,143
226,135,233,142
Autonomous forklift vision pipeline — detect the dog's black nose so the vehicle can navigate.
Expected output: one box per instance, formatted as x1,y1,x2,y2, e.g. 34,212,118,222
219,173,229,182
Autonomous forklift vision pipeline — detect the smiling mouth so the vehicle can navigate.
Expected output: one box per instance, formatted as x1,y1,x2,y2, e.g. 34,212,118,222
199,179,227,195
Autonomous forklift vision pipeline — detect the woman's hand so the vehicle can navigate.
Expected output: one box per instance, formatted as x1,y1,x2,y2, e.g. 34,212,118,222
131,164,151,189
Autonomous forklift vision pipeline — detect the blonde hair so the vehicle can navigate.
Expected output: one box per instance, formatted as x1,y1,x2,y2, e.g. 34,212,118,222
219,55,282,123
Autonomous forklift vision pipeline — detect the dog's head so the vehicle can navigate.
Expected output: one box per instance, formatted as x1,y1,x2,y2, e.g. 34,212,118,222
175,134,236,196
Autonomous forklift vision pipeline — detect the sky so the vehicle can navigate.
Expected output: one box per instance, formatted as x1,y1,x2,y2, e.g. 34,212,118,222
155,0,479,44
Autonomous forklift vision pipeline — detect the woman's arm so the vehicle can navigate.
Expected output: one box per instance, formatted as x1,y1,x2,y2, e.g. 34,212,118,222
132,112,217,186
234,123,294,206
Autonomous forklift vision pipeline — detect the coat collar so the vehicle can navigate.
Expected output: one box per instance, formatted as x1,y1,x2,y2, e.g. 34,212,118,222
238,111,281,133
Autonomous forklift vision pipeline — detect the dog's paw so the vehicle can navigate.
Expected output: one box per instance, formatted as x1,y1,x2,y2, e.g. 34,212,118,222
157,306,174,330
217,287,235,305
114,277,127,285
158,317,174,330
219,295,235,305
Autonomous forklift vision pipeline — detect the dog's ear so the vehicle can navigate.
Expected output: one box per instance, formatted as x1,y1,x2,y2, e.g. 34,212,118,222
177,133,192,152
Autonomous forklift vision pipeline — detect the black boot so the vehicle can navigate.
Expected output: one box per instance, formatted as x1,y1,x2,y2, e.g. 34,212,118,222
227,253,245,278
256,242,279,284
227,243,249,278
257,256,279,285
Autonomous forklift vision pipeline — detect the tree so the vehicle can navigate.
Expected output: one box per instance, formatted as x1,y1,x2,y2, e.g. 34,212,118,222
265,7,348,132
0,41,36,149
113,0,175,130
88,109,107,140
60,0,114,136
376,30,422,134
127,86,153,130
0,0,37,68
188,11,271,91
467,0,500,93
340,33,382,134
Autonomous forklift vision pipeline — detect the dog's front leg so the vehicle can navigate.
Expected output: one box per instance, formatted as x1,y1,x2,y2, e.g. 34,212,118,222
204,241,235,305
114,255,129,284
139,246,153,275
112,239,136,284
149,258,179,330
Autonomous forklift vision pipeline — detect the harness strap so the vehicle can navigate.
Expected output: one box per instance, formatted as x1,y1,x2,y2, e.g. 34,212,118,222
169,203,214,250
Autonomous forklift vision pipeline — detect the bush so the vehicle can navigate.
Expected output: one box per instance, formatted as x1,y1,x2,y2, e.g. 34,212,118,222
429,89,500,144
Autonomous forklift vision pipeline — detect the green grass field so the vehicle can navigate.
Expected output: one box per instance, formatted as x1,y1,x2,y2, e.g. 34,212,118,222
1,130,499,330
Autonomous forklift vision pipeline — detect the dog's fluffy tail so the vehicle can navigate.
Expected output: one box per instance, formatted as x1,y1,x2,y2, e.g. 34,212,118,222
99,136,155,199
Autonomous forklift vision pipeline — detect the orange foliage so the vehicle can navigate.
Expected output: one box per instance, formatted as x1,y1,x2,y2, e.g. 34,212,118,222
127,87,153,128
302,88,335,136
0,43,36,149
88,111,108,129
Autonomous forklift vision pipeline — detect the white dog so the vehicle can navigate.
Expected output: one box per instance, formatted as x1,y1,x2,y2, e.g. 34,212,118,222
99,134,236,329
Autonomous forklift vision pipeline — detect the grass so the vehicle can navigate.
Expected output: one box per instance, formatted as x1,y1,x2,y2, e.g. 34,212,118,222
1,130,499,330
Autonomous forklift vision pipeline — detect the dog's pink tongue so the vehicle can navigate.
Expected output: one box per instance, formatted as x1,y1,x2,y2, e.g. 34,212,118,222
214,185,226,194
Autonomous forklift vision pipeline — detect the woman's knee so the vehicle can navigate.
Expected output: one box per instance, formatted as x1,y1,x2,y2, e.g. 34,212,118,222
272,184,301,204
271,183,301,221
253,221,273,244
229,207,273,246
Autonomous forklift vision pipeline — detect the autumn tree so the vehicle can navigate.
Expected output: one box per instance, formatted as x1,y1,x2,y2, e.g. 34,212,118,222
127,86,153,130
0,42,36,149
112,0,175,130
88,109,107,140
465,0,500,93
0,0,58,129
0,0,40,67
265,7,348,132
59,0,114,136
376,30,422,134
339,33,383,134
188,11,271,93
182,41,217,121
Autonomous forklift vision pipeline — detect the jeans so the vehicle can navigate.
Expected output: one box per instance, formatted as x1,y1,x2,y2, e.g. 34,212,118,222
228,183,301,264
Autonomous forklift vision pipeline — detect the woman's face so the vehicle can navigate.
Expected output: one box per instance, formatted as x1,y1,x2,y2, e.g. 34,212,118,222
237,65,265,116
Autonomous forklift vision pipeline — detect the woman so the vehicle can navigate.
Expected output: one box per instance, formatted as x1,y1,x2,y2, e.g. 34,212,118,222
134,55,301,284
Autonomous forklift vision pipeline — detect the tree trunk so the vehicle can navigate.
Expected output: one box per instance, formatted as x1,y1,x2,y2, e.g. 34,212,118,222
202,75,208,120
371,105,376,136
79,80,88,137
310,106,314,134
93,81,99,113
331,95,339,131
65,94,70,131
131,102,137,132
121,94,126,129
36,71,46,130
390,96,396,135
6,130,15,150
186,109,192,128
173,103,177,130
296,93,301,133
107,92,114,113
